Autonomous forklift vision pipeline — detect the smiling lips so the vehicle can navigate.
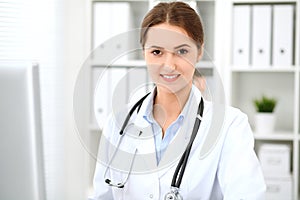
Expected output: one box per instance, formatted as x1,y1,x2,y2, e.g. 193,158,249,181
161,74,180,82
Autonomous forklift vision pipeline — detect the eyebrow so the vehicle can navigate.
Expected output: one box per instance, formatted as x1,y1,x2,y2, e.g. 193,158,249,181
147,45,163,49
174,44,191,49
147,44,191,50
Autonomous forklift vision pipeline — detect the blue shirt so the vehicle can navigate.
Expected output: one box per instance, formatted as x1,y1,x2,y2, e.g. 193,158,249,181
142,87,195,164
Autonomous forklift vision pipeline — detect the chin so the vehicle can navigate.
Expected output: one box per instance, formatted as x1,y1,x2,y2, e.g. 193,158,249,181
157,83,192,95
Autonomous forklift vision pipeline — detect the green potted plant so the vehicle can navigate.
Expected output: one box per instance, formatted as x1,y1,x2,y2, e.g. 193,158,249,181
253,95,277,134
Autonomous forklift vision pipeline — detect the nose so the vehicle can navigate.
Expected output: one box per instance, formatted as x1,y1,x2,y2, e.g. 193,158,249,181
164,51,176,70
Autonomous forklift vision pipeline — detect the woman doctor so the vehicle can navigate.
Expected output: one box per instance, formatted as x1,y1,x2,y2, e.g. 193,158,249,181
89,2,266,200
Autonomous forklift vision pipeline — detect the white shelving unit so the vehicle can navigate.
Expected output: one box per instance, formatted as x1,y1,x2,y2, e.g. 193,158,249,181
227,0,300,199
87,0,300,198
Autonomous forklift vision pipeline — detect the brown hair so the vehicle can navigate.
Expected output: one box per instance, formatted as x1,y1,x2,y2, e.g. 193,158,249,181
194,67,203,77
140,1,204,50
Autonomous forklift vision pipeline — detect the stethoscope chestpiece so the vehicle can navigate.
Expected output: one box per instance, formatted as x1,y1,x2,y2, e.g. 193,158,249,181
164,187,183,200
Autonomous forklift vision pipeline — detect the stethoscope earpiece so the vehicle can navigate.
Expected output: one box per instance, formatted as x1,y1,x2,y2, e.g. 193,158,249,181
105,178,125,188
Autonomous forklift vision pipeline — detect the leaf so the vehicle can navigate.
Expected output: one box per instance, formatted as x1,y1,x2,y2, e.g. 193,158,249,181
253,95,277,113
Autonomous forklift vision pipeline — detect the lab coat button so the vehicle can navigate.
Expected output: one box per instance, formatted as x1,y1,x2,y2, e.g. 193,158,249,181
149,194,153,198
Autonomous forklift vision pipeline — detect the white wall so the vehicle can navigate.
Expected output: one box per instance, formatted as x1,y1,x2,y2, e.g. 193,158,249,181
0,0,68,199
0,0,93,198
63,0,91,199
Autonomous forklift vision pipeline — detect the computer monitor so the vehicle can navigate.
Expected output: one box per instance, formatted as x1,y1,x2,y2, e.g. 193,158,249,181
0,61,46,200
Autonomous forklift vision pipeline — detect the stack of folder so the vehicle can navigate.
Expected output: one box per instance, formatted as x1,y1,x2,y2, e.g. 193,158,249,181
232,4,295,67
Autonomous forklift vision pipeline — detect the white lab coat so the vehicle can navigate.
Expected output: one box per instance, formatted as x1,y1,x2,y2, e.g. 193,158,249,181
89,86,266,200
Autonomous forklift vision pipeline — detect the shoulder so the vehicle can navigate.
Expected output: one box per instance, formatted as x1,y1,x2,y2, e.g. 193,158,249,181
102,92,153,137
221,104,251,135
222,105,254,146
225,105,249,124
204,100,248,124
202,101,252,142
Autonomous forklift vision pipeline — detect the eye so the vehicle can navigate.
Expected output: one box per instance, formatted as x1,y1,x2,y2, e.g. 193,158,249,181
151,49,162,56
177,48,188,55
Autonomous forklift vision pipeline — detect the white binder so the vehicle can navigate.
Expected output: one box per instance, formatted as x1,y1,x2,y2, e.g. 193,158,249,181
93,2,132,61
93,67,109,129
110,68,127,114
251,5,272,67
93,3,113,49
93,68,127,129
232,5,251,66
272,5,294,66
127,67,149,103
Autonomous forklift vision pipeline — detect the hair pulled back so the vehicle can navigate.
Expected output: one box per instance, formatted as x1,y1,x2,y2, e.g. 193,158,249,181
140,1,204,50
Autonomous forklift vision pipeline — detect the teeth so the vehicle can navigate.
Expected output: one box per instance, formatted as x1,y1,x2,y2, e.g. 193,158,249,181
163,74,178,79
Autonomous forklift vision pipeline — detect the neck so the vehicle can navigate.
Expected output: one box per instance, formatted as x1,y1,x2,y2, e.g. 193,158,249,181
153,85,192,136
155,87,191,111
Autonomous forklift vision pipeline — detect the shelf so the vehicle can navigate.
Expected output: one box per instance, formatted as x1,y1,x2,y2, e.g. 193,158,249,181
254,131,295,141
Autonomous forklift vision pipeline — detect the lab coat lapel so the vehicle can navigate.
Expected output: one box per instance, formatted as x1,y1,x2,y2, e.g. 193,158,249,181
132,111,158,172
136,125,157,171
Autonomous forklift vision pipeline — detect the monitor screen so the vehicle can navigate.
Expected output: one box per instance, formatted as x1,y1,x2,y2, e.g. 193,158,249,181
0,61,46,200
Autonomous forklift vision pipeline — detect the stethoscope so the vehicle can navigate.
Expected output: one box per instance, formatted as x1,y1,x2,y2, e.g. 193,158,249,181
104,91,204,200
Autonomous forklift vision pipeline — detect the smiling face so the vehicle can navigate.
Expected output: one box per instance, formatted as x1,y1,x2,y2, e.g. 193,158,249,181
144,23,201,94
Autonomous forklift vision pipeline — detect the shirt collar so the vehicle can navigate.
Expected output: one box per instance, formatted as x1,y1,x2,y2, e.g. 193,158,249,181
142,85,200,124
142,87,156,124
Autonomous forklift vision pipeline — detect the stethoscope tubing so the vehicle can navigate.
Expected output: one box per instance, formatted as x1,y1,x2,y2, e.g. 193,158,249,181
171,97,204,188
119,92,151,135
105,90,204,195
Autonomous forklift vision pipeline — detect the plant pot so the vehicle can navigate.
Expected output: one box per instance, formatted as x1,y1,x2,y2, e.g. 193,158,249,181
254,113,276,134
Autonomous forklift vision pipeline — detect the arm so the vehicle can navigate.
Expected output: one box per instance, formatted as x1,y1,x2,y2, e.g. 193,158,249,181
88,162,113,200
217,109,266,199
88,115,115,200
